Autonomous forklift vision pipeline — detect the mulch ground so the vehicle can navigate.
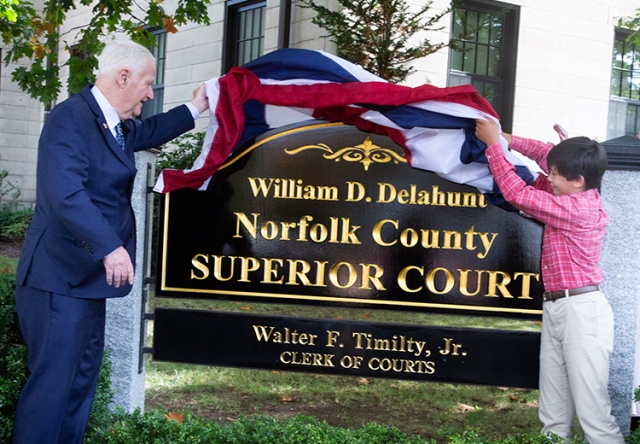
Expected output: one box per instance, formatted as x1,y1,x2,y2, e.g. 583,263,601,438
0,239,22,258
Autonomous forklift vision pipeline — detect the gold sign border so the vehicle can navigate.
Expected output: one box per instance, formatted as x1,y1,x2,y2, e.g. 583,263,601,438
160,123,543,316
220,122,345,171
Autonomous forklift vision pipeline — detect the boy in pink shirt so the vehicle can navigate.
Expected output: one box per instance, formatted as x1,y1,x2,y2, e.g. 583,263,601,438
475,119,623,444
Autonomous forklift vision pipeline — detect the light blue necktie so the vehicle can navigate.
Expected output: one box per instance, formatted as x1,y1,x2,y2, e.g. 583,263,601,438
115,121,125,150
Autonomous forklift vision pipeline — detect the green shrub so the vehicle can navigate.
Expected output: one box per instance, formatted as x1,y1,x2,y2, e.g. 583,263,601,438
628,388,640,444
151,131,205,268
84,411,433,444
81,409,591,444
630,426,640,444
0,271,27,443
156,131,205,174
85,350,116,441
0,170,21,203
0,169,34,242
440,428,584,443
0,206,33,242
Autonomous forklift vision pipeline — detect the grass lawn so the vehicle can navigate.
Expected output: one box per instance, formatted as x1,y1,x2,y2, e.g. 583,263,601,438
0,255,18,272
146,362,542,442
146,297,551,442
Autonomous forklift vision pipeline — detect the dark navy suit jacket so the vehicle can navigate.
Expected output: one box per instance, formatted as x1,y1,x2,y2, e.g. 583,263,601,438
16,85,195,299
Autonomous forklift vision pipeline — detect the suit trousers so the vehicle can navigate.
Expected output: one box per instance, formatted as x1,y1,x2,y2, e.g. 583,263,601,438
12,285,106,444
539,289,624,443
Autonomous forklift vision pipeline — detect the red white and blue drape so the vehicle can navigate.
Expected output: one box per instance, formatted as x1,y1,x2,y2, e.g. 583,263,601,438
154,48,536,209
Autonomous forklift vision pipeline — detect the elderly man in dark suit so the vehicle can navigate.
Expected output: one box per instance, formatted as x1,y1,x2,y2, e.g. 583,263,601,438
12,39,208,443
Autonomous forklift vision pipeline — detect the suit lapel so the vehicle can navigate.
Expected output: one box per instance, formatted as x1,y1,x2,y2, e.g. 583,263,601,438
80,86,136,173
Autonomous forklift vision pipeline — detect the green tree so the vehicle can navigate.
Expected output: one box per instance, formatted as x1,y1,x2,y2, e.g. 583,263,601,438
618,8,640,45
0,0,27,22
298,0,458,83
0,0,211,105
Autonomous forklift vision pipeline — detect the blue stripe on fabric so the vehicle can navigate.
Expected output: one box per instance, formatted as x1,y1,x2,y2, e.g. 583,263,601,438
242,48,361,84
485,164,536,212
514,164,535,186
234,99,269,154
375,105,476,130
460,130,488,164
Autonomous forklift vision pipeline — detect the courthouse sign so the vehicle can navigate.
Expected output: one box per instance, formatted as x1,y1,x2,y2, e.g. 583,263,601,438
153,121,544,388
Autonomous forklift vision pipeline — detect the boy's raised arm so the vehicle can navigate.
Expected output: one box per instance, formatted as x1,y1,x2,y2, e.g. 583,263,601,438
476,119,552,173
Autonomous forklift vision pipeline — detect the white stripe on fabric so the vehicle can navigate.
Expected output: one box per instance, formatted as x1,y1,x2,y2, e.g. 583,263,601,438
259,78,335,86
316,51,387,83
265,105,314,128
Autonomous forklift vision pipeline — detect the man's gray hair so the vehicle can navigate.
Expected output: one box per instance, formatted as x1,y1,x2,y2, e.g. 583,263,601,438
97,39,155,78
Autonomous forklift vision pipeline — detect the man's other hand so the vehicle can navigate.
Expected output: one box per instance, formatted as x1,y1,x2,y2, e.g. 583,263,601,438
103,246,134,288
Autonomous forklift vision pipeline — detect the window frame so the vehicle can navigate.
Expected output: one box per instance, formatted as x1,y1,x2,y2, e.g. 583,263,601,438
448,0,519,133
223,0,267,74
141,27,167,119
608,29,640,139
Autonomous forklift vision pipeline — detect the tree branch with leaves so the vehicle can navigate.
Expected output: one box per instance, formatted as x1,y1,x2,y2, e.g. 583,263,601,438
618,8,640,46
0,0,211,105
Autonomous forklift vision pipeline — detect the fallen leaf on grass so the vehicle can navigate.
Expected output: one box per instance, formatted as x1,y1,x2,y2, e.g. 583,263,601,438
164,412,184,423
508,394,527,403
281,395,297,402
226,417,236,422
456,401,476,412
239,305,251,310
359,377,372,385
362,314,371,319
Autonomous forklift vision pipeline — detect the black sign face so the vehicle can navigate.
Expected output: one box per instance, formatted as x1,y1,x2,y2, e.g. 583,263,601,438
153,308,540,388
157,122,544,319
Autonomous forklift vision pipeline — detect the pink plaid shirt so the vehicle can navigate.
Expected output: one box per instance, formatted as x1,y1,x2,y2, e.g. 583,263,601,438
485,135,609,292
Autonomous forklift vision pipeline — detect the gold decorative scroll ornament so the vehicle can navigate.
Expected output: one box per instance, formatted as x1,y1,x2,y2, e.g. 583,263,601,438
284,137,407,171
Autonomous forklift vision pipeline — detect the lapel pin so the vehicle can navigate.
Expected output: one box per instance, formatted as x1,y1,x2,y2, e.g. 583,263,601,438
103,123,108,129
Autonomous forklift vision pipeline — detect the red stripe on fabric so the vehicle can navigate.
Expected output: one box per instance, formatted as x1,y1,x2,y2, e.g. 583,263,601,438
249,77,497,117
160,66,496,192
161,68,261,192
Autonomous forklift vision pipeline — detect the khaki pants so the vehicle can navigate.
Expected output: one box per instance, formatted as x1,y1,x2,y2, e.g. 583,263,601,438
539,290,624,443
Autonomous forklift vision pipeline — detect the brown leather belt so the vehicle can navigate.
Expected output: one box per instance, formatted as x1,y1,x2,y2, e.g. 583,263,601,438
543,285,600,302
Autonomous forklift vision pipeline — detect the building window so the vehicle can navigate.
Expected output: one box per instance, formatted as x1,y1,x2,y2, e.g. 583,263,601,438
608,31,640,139
141,28,166,119
448,0,519,132
224,0,266,73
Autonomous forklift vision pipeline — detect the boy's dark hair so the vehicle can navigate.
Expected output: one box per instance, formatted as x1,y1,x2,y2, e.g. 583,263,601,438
546,136,608,190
